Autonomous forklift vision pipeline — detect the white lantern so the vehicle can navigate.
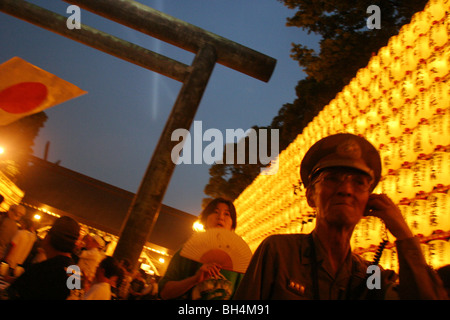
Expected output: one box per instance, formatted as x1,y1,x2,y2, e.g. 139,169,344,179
410,10,431,36
430,20,448,48
427,190,450,233
425,0,447,22
430,108,450,147
399,23,416,49
430,148,450,186
410,194,431,237
427,239,450,269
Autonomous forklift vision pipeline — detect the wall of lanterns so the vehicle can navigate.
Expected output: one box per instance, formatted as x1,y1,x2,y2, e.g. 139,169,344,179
235,0,450,271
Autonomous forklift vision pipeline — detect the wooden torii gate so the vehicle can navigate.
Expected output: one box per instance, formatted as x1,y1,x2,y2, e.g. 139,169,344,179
0,0,276,269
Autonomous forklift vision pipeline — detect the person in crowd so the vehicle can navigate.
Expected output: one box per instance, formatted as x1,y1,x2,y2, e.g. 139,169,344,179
128,268,147,300
159,198,243,300
116,258,133,300
141,276,159,300
0,204,26,260
77,234,105,291
234,133,448,300
21,237,46,270
4,217,37,273
84,256,121,300
7,216,80,299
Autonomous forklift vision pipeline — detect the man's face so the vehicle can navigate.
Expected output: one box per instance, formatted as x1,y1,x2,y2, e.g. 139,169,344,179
306,168,372,228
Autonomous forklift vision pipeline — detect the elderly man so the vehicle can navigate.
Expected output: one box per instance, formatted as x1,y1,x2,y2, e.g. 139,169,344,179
234,133,447,300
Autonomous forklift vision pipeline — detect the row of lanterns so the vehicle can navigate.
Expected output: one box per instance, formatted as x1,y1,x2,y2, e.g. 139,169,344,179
235,0,450,269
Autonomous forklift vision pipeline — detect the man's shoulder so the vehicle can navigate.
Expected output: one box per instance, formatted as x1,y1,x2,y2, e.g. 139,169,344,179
259,233,309,250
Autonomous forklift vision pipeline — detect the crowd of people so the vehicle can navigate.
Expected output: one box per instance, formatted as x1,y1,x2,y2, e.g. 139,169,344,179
0,133,449,300
0,202,160,300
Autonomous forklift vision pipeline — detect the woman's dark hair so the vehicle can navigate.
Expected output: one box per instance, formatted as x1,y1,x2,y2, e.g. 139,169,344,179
199,198,237,230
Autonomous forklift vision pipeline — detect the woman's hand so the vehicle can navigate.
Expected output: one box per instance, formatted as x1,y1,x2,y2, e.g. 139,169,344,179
159,262,222,300
365,193,414,240
194,262,222,284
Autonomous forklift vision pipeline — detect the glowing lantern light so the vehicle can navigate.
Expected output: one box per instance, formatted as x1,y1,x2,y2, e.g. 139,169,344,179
192,221,205,232
388,35,403,60
414,36,432,66
398,130,416,163
356,68,371,89
388,87,404,109
390,57,405,82
413,89,432,122
427,239,450,269
397,162,417,199
378,68,392,93
379,170,398,202
416,154,433,192
430,108,450,146
430,147,450,186
414,118,434,155
430,21,448,47
401,76,417,101
430,79,450,110
379,143,393,175
368,55,381,75
399,23,416,48
411,10,431,36
378,46,392,68
368,78,382,100
427,189,450,233
402,45,420,74
428,49,450,80
413,192,432,236
425,0,447,22
402,198,422,236
414,60,432,91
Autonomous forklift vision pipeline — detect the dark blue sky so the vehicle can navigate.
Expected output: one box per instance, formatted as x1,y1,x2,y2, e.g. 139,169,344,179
0,0,319,215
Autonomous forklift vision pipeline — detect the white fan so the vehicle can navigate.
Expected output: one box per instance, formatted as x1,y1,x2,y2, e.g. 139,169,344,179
180,228,252,273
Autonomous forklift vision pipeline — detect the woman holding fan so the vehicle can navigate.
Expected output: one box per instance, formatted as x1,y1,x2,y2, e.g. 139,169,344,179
158,198,246,300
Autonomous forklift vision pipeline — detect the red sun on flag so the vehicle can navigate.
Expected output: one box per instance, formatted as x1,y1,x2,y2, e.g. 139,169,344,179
0,57,87,126
0,82,48,114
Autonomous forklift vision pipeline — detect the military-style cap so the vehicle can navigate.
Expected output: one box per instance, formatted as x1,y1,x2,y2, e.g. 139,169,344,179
300,133,381,190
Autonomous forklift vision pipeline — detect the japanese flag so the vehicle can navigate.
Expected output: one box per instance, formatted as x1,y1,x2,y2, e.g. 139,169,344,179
0,57,87,126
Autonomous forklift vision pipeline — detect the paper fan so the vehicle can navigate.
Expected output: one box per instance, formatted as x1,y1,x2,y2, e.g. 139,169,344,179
180,228,252,273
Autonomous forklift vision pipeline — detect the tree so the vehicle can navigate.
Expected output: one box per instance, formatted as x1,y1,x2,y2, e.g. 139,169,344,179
283,0,427,86
203,126,275,206
277,0,428,146
0,112,48,183
203,0,428,205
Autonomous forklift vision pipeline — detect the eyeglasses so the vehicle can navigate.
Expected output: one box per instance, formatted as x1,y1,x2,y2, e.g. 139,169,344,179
311,170,373,192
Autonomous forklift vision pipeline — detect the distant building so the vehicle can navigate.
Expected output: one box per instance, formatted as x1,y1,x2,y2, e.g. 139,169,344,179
17,156,198,276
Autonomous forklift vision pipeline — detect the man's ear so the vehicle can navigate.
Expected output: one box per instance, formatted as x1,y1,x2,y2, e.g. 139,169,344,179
306,187,316,208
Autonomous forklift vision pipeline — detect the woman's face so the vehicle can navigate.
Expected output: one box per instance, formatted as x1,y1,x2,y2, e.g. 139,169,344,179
205,202,233,231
